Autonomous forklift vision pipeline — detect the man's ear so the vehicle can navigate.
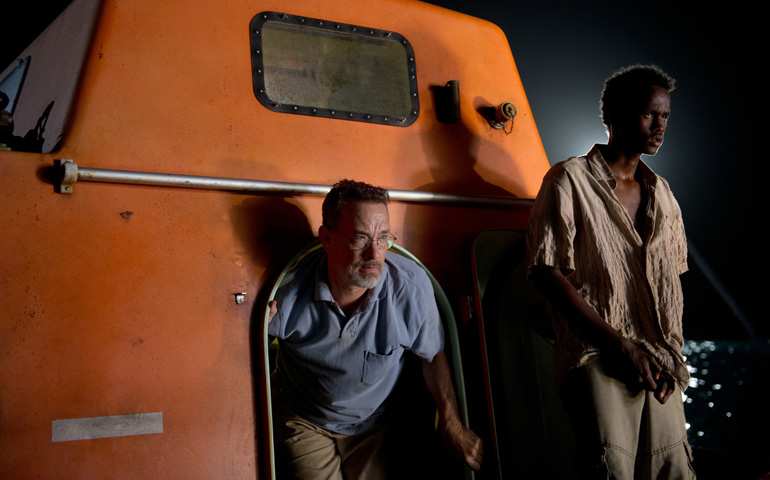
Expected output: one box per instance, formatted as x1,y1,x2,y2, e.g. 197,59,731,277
318,225,331,248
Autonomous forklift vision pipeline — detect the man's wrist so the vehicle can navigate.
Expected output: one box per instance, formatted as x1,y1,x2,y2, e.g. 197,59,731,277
438,415,463,434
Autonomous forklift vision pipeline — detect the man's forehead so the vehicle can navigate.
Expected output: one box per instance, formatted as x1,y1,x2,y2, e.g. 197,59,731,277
338,201,390,229
636,85,670,110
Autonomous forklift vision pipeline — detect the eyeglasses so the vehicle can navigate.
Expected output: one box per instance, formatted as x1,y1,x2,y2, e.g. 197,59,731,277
325,225,397,250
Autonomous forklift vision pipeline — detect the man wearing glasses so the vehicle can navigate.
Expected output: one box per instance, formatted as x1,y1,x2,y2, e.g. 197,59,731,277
268,179,482,479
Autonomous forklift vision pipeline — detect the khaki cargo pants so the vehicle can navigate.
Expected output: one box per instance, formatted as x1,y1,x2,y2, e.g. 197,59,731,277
561,358,696,479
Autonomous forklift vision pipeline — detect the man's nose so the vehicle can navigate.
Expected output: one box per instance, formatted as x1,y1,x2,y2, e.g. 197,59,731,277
363,240,382,259
653,115,667,132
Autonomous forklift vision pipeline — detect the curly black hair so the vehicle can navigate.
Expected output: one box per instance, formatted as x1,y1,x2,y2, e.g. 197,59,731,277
600,64,675,127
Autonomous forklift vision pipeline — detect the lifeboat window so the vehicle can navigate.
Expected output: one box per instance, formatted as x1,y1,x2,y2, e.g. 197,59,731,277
250,12,419,127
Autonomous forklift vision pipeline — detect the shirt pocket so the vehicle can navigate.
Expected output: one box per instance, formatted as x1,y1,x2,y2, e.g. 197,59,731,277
362,347,403,385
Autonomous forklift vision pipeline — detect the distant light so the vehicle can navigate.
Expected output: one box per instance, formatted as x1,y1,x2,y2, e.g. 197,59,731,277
708,402,714,408
697,431,705,437
685,422,691,430
712,384,722,390
726,412,732,418
689,378,699,388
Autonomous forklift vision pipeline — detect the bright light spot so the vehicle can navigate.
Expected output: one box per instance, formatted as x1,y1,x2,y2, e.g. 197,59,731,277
726,412,732,418
708,402,714,408
685,422,691,430
687,365,698,373
700,369,709,375
689,378,699,388
712,384,722,390
697,431,705,437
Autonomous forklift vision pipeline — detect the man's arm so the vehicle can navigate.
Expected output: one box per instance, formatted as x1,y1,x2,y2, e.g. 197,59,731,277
529,265,674,404
421,351,483,470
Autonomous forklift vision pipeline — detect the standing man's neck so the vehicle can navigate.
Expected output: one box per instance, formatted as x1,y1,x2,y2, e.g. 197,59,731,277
600,142,641,182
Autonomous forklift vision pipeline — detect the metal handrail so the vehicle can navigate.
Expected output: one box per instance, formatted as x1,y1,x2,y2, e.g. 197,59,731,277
57,159,534,208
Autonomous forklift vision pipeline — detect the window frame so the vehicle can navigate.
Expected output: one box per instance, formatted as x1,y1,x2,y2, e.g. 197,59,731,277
249,11,420,127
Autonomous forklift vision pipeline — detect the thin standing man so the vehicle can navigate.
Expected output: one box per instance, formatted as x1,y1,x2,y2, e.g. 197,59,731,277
527,65,695,479
268,179,482,479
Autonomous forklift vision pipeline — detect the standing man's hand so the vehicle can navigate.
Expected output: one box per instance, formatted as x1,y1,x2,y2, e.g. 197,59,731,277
440,418,483,471
619,339,661,391
618,339,675,404
653,372,676,404
529,266,678,405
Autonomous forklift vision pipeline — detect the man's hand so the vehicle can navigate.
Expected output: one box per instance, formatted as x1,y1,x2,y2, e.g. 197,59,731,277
529,266,677,405
268,300,277,323
618,339,674,404
619,339,661,391
421,353,483,471
653,372,676,404
440,418,483,471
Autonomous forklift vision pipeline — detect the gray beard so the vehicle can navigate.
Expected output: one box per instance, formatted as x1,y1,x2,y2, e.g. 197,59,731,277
348,262,382,289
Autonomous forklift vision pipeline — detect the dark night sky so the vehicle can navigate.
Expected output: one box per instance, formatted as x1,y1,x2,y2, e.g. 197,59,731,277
4,1,764,337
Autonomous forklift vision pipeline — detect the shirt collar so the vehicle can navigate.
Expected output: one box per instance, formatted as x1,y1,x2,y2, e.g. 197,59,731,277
313,254,334,302
586,144,658,189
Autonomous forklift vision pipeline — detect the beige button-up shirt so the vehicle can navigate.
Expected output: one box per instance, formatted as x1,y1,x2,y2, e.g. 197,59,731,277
527,145,689,390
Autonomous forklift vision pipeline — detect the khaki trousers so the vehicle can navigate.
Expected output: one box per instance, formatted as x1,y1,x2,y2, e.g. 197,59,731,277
271,392,387,480
561,358,696,479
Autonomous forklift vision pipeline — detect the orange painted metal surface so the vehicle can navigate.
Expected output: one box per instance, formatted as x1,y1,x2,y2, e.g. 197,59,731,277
0,0,549,477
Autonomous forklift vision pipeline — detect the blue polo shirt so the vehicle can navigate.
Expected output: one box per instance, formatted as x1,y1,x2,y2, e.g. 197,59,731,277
268,250,444,435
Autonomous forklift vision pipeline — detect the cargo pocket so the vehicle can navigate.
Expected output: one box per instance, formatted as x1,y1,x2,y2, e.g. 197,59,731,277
362,348,402,385
683,439,697,479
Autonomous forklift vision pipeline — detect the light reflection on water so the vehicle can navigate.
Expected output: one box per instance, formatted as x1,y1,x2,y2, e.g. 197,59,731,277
680,339,770,477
